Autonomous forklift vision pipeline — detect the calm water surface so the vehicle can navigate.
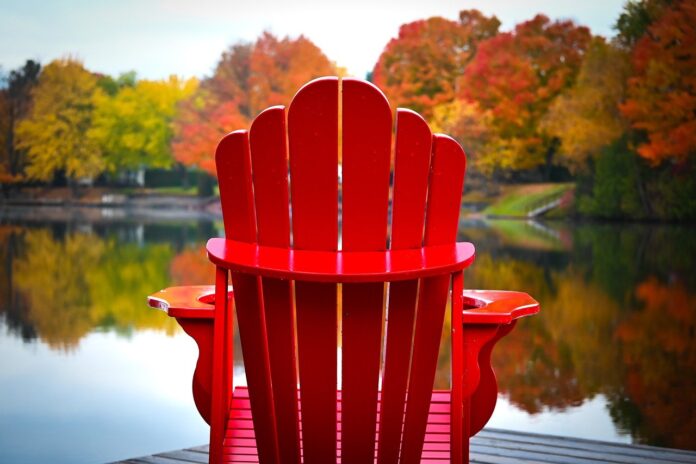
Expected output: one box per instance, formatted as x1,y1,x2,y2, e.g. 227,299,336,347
1,209,695,463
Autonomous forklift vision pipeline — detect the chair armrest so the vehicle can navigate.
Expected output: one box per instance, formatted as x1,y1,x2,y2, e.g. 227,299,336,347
461,290,539,324
148,285,221,319
147,287,536,323
206,238,475,283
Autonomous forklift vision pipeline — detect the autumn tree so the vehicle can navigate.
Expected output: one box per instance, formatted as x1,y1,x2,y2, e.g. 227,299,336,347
89,75,196,173
172,40,253,174
15,58,104,181
173,32,335,174
246,33,338,117
458,15,592,174
542,38,630,172
430,99,494,171
372,10,500,117
619,0,696,164
0,60,41,183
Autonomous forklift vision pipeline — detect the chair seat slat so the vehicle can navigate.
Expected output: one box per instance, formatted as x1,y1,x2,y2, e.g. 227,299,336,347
225,387,457,463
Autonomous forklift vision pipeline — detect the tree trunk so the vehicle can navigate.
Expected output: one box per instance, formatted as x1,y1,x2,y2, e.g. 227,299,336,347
544,138,560,182
634,157,653,218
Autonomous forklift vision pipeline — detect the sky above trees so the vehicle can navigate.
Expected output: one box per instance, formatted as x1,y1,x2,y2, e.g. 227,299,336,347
0,0,625,79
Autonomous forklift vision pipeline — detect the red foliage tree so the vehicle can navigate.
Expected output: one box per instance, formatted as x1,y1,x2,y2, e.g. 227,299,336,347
620,0,696,164
457,15,591,172
372,10,500,118
172,33,335,174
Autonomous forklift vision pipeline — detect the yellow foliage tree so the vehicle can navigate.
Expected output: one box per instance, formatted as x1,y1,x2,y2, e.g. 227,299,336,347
12,230,105,349
12,229,178,350
16,58,104,181
542,38,630,173
89,76,197,172
430,99,496,173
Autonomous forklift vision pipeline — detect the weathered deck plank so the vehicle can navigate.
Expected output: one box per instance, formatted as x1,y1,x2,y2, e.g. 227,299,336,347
113,428,696,464
476,430,696,463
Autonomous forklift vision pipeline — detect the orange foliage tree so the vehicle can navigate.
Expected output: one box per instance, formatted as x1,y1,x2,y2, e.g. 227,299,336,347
169,246,215,285
372,10,500,118
172,33,335,174
620,0,696,164
457,15,591,173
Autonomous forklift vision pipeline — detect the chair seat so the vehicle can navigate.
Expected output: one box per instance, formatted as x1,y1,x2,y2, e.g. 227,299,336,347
225,387,452,463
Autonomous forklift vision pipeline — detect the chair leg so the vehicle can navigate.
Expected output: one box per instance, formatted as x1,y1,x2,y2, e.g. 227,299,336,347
209,267,230,464
459,324,499,464
463,397,471,464
451,271,464,463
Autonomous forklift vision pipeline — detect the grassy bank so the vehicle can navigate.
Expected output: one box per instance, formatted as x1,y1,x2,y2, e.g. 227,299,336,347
480,183,574,218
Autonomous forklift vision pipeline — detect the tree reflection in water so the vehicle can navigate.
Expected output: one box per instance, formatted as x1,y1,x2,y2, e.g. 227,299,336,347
0,218,694,449
0,220,216,350
456,220,696,450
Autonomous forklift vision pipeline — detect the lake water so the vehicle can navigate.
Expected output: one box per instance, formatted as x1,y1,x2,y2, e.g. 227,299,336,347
1,208,695,463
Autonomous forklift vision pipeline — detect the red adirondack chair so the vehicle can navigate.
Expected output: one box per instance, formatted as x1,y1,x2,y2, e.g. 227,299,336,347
148,77,539,463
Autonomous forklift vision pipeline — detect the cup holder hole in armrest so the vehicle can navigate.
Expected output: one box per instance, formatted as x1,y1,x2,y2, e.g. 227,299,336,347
198,293,216,305
463,295,486,310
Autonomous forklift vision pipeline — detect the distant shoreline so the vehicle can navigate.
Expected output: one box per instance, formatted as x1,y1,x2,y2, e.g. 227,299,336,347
0,196,222,223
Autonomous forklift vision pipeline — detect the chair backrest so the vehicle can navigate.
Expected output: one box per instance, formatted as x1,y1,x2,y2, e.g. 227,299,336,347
215,77,466,464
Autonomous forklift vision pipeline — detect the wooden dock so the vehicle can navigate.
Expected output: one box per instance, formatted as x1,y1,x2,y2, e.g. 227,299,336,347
114,428,696,463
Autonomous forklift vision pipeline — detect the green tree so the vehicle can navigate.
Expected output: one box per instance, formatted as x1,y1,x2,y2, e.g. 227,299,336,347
15,58,104,181
89,75,197,172
0,60,41,182
97,71,137,96
0,88,9,184
615,0,674,48
578,140,646,219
